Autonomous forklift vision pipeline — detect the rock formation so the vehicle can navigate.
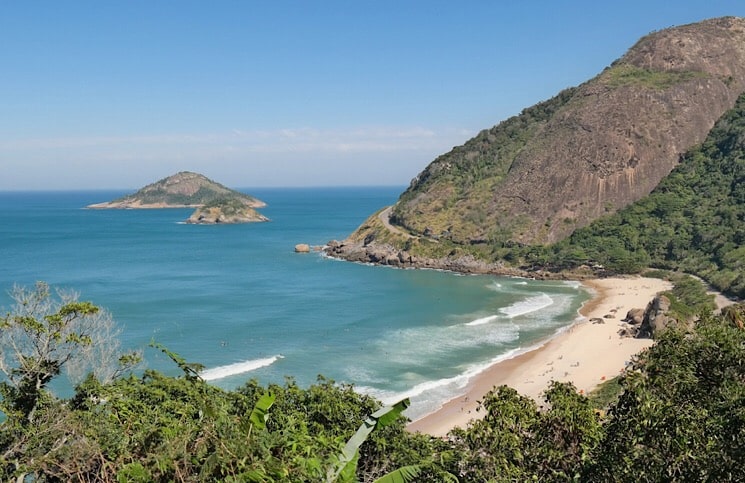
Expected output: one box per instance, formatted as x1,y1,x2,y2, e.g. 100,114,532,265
87,171,269,224
87,171,265,210
185,203,269,224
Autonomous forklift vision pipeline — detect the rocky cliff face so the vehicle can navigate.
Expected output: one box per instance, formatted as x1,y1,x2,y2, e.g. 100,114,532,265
384,17,745,246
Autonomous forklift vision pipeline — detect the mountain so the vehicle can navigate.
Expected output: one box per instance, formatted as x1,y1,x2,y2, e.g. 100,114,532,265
87,172,268,224
551,92,745,298
328,17,745,273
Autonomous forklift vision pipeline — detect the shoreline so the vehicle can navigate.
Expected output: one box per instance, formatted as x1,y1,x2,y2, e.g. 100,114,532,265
406,276,672,437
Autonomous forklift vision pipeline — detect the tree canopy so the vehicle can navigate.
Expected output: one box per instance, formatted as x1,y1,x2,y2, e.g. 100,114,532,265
1,284,744,481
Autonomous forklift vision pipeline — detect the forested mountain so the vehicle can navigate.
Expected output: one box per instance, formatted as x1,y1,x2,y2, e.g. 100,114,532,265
391,17,745,246
550,94,745,297
328,17,745,298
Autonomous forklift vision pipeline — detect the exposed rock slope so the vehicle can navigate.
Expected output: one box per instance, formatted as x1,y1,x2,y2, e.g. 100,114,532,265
371,17,745,248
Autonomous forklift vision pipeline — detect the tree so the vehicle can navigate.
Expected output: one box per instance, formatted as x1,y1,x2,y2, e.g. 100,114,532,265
584,308,745,481
447,382,602,481
0,281,139,421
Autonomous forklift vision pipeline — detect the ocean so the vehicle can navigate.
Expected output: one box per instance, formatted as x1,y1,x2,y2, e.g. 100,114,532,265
0,187,589,420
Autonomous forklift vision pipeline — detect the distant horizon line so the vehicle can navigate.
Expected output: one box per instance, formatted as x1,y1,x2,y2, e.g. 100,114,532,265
0,184,408,194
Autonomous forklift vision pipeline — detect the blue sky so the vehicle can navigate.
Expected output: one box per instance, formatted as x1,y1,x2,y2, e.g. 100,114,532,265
2,1,744,190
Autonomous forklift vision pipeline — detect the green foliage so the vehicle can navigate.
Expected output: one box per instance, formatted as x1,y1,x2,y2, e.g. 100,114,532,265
149,340,205,380
542,93,745,297
601,63,708,89
328,398,410,483
393,87,578,241
3,283,745,482
0,282,139,422
587,375,623,409
662,273,716,319
584,309,745,481
447,383,603,481
248,391,276,431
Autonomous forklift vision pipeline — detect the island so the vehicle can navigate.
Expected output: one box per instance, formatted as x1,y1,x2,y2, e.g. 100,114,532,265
86,171,269,224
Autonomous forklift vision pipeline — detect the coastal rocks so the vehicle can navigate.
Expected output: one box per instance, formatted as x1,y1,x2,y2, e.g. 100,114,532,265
185,205,269,224
323,239,532,277
619,295,674,338
636,295,673,339
623,308,646,325
294,244,311,253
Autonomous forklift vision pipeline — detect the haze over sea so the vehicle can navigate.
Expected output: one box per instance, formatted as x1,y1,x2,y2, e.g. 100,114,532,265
0,187,589,419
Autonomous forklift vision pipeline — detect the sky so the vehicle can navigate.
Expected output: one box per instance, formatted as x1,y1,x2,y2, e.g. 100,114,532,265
2,1,745,190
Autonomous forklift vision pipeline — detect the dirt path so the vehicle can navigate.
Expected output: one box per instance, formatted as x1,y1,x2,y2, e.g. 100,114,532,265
378,206,415,238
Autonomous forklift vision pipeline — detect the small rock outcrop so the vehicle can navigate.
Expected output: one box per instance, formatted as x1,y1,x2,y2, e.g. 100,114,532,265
294,244,311,253
185,203,269,224
636,295,673,339
624,308,646,325
325,239,544,277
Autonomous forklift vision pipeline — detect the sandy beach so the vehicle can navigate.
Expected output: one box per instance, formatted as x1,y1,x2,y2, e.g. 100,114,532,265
407,276,672,437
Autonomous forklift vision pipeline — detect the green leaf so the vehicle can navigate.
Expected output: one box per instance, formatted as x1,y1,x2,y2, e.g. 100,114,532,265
372,465,423,483
248,391,276,431
327,398,410,483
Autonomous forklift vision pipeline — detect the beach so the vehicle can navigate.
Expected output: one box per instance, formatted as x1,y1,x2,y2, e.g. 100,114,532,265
407,276,672,437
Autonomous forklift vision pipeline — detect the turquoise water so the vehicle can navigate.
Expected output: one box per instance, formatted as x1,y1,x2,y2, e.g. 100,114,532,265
0,188,589,419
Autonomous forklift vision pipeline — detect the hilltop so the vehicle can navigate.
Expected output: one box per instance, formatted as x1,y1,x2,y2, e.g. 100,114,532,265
328,17,745,290
87,172,268,224
87,171,265,209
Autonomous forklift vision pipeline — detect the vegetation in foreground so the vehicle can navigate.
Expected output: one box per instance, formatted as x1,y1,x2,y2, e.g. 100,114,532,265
1,282,744,482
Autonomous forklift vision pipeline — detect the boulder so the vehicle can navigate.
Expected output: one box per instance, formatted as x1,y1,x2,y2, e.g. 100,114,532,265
623,308,645,325
636,295,673,339
294,244,311,253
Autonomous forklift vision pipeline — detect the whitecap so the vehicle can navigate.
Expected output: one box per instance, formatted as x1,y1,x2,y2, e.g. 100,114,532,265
465,314,499,326
500,293,554,318
200,355,284,381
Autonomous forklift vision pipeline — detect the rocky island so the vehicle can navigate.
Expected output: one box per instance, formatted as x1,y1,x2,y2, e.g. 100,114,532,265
87,171,268,224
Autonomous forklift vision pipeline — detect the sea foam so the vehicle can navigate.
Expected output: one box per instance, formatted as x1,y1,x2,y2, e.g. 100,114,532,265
200,355,284,381
360,346,527,419
465,314,499,326
500,293,554,318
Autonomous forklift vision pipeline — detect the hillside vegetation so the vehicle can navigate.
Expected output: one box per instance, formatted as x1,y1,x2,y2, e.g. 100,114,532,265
389,17,745,246
87,171,265,209
1,282,744,481
331,17,745,293
544,92,745,298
